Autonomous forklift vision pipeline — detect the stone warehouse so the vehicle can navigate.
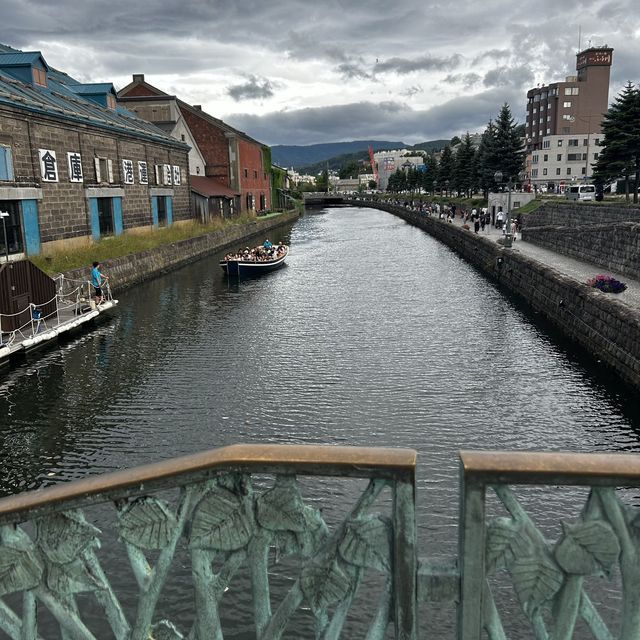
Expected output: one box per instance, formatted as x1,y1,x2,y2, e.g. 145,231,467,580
0,44,191,258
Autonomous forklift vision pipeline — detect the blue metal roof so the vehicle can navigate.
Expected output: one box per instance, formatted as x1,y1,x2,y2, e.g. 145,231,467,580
70,83,116,95
0,52,48,69
0,44,188,150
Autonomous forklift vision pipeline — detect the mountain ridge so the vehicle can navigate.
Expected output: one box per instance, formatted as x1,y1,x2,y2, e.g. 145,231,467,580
271,139,449,170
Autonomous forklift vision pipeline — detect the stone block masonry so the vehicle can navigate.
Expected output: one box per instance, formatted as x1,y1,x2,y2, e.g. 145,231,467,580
357,201,640,390
63,211,299,292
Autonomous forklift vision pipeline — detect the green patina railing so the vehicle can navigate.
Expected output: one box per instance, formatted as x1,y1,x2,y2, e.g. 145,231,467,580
0,445,639,638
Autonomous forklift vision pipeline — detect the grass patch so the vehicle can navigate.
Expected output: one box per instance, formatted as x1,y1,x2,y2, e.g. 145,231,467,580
30,212,286,275
516,199,545,214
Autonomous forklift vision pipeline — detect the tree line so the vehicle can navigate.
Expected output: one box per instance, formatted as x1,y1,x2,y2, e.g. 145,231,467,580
386,104,525,196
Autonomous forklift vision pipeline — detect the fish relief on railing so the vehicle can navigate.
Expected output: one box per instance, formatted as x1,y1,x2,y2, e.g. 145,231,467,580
0,473,395,639
483,484,636,638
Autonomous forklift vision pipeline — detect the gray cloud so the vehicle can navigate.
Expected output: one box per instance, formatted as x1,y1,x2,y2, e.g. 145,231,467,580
483,65,535,89
444,73,481,88
226,88,526,147
337,62,373,80
400,85,424,98
227,75,275,101
375,54,463,74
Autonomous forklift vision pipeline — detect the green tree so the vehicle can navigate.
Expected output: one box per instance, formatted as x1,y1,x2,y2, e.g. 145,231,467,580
453,132,476,196
387,168,407,192
338,160,360,179
316,169,329,192
475,120,499,197
450,135,461,147
368,179,377,190
593,81,640,203
493,103,525,187
438,145,454,194
423,154,438,193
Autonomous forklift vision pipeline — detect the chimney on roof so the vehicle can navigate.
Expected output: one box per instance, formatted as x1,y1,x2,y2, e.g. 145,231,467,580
193,105,202,110
133,74,144,83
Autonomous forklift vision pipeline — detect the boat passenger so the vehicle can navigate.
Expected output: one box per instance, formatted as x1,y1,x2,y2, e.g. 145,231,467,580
263,239,273,249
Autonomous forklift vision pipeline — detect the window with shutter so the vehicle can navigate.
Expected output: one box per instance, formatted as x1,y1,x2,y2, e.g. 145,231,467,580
107,159,114,183
0,146,14,181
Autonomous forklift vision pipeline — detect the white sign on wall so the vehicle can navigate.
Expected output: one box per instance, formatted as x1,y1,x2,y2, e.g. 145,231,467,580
39,149,58,182
67,152,83,182
172,165,181,185
122,159,135,185
138,161,148,185
163,164,172,185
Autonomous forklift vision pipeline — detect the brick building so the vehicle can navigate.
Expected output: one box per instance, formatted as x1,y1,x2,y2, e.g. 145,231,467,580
118,75,272,217
525,46,613,190
0,44,191,258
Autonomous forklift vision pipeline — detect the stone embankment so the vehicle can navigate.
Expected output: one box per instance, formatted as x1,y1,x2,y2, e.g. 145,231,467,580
63,211,299,291
356,200,640,389
521,203,640,281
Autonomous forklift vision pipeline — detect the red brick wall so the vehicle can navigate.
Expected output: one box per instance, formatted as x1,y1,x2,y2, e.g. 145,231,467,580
179,107,230,185
238,138,271,212
120,85,161,98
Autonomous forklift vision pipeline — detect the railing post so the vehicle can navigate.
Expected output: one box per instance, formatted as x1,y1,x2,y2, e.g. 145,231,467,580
393,474,417,639
458,463,486,640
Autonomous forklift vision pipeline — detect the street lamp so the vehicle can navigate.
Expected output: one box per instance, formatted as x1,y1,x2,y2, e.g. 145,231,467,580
444,179,450,198
0,211,9,263
494,171,514,246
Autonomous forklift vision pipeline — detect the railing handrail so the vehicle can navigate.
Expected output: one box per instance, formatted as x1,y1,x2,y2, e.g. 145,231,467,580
460,449,640,485
0,444,417,524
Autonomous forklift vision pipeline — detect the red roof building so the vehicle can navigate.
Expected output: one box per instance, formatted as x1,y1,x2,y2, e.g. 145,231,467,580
118,75,271,216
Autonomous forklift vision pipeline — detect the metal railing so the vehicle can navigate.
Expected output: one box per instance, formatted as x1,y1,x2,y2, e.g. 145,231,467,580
0,444,417,640
1,445,640,638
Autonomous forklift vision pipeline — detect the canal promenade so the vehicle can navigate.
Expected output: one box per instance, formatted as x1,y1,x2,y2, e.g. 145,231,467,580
452,215,640,311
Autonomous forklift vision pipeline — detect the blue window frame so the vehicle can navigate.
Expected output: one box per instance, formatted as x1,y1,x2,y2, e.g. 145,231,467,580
0,146,14,181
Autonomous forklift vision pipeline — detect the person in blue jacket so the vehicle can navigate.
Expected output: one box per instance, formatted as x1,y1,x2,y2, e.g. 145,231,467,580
91,261,108,305
263,239,273,249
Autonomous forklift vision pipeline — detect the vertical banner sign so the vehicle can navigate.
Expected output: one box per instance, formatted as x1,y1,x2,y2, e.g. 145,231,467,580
122,159,134,185
39,149,58,182
172,165,181,185
67,152,83,182
138,161,148,185
163,164,172,185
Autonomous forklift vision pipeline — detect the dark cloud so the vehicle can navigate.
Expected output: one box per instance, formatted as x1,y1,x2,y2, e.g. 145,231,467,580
400,85,424,98
483,65,535,89
227,76,275,101
226,88,525,147
444,73,481,88
337,62,373,80
375,54,463,74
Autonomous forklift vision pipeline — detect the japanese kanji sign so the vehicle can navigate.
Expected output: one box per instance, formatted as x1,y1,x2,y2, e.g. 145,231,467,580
163,164,172,185
138,161,148,185
122,159,134,185
67,152,83,182
39,149,58,182
172,165,181,185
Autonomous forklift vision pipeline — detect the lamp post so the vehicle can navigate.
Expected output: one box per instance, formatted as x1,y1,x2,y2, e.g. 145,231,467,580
444,179,450,198
494,171,514,246
0,211,9,263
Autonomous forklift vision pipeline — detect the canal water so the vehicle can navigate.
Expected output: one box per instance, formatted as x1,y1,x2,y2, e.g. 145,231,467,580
1,206,639,637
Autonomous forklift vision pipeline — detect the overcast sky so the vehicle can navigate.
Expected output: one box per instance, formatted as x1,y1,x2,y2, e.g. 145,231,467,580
1,0,638,146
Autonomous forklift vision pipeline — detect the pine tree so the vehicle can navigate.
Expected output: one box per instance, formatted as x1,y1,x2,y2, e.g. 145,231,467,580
476,120,499,197
494,103,525,187
453,133,476,196
422,154,438,193
593,81,640,203
438,146,454,195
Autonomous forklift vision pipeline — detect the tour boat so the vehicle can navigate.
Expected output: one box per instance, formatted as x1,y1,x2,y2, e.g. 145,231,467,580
220,245,289,276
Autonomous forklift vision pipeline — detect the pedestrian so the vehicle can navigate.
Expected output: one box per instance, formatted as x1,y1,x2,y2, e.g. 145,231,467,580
91,261,108,306
480,212,486,232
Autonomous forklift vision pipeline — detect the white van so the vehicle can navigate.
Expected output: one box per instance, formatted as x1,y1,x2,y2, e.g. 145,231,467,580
566,184,596,201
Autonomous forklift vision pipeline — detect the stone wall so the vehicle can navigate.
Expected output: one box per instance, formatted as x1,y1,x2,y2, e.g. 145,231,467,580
522,202,640,228
63,211,299,291
522,222,640,280
356,201,640,389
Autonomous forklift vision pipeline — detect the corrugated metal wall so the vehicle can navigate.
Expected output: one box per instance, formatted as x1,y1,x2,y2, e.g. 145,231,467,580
0,260,57,331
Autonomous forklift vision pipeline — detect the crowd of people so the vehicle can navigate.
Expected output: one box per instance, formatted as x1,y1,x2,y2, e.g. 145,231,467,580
223,239,287,263
380,198,522,237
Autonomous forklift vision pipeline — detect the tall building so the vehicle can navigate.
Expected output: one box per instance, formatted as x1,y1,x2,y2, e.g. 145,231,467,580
524,46,613,190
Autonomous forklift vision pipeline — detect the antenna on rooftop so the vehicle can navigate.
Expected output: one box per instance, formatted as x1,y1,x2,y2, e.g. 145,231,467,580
578,25,581,52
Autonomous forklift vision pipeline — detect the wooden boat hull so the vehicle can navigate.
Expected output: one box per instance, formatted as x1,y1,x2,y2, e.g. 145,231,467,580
220,247,288,276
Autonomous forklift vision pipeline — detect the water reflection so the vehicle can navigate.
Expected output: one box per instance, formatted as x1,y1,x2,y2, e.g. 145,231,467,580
0,207,639,541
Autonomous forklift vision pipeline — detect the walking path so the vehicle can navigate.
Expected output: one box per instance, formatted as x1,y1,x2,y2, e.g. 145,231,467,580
450,216,640,311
